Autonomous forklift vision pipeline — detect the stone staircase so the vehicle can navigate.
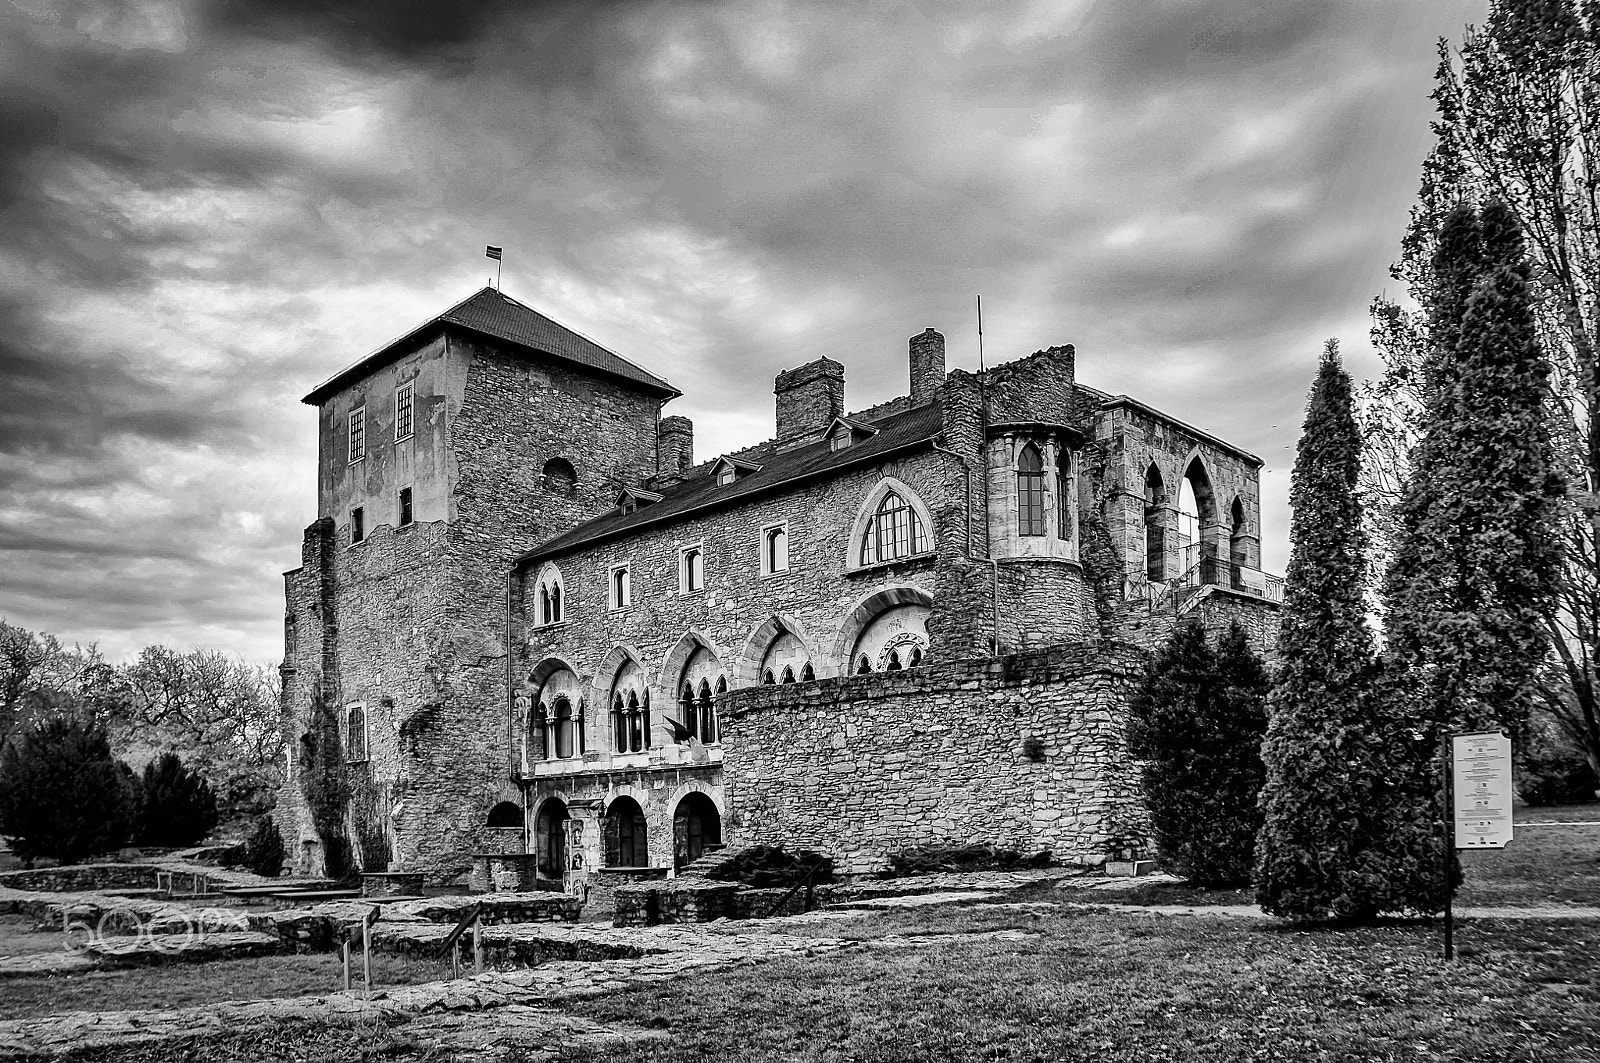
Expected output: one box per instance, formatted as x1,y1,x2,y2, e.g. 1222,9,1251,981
673,845,735,879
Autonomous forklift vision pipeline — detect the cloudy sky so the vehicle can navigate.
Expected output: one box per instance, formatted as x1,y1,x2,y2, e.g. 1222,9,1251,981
1,0,1485,664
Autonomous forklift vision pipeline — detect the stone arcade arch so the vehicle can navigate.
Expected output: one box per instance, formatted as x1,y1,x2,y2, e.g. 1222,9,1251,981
673,791,722,871
523,657,582,766
532,797,569,880
590,647,651,754
735,614,816,685
1178,452,1219,578
831,586,934,674
603,795,649,868
1144,463,1166,581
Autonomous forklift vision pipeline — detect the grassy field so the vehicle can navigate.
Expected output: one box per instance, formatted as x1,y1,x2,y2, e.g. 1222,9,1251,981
0,950,451,1022
51,905,1600,1063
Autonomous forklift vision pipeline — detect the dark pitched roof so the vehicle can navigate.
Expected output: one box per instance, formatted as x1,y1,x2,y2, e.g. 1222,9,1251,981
520,401,946,565
303,287,678,405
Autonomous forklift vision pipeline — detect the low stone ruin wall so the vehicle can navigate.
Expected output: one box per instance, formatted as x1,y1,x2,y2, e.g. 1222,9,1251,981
717,642,1150,875
0,865,163,893
613,880,840,927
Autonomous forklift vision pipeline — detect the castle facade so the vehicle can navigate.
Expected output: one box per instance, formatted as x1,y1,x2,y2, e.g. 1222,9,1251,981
278,287,1279,880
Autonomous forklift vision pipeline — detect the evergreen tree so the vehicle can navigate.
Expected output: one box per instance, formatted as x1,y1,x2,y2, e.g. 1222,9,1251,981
0,717,135,864
1386,201,1564,741
242,815,286,878
1125,621,1268,886
1257,342,1432,921
137,752,218,847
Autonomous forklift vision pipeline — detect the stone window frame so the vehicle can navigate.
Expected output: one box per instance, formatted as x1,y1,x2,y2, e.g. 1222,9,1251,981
608,564,632,612
678,543,705,596
533,563,566,628
345,701,369,763
350,506,366,546
1017,441,1047,537
393,381,415,443
759,521,790,578
348,406,366,465
849,478,935,571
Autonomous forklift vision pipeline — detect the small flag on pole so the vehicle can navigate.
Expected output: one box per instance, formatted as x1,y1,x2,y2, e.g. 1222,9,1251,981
485,245,503,261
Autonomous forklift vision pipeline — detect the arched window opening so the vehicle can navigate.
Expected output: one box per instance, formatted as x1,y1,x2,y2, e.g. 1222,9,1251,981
542,457,577,493
673,793,722,871
848,600,931,678
801,662,815,682
909,646,924,667
680,547,704,593
861,491,929,565
533,566,564,626
778,665,793,684
1018,443,1046,536
763,669,776,685
855,655,872,675
1056,448,1072,541
763,525,789,574
610,661,648,754
486,801,522,829
885,650,903,672
531,665,581,761
1178,476,1201,577
553,696,575,759
604,796,649,868
1144,464,1166,581
534,798,569,880
1181,458,1217,581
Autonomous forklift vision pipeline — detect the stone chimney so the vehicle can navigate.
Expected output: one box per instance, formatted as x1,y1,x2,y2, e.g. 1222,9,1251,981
656,415,694,486
774,357,845,450
909,327,946,403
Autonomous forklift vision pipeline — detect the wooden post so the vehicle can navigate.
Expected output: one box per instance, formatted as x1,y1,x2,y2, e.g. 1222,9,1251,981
473,915,483,975
362,929,372,998
342,940,351,992
451,939,460,979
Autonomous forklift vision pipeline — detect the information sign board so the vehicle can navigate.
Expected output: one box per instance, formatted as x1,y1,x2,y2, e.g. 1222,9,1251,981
1451,731,1513,849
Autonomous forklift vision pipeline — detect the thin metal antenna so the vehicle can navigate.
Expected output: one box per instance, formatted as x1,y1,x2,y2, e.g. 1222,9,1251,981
977,295,985,372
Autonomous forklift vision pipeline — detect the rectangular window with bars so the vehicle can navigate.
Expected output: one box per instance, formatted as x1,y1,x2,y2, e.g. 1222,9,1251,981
348,407,366,464
394,382,414,441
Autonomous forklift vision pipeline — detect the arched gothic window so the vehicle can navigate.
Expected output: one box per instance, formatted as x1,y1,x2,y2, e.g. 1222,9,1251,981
552,696,575,759
534,565,564,626
762,669,776,685
1145,465,1166,581
885,650,903,672
861,491,929,565
780,665,795,684
530,665,582,762
801,662,815,682
610,662,650,754
1018,443,1046,537
855,654,872,675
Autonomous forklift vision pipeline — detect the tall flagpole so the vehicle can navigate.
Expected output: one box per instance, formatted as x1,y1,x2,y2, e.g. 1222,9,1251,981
977,295,985,372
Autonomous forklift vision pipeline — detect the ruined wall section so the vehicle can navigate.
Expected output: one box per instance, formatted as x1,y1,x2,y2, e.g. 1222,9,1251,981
717,643,1149,875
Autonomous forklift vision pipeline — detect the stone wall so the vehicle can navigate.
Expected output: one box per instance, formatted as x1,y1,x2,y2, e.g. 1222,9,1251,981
717,643,1149,875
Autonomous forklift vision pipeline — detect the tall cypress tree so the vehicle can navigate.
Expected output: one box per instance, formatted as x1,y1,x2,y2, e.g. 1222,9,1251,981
1385,200,1564,743
1257,342,1420,920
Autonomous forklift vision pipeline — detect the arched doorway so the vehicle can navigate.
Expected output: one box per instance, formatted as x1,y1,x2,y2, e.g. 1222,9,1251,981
604,795,649,868
673,792,722,870
534,798,569,880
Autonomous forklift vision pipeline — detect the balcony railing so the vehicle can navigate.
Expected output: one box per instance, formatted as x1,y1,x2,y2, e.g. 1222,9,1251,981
1176,545,1283,603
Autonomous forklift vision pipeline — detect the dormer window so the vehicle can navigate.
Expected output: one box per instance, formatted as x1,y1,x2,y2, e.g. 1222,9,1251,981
711,456,762,487
827,417,879,452
616,486,662,515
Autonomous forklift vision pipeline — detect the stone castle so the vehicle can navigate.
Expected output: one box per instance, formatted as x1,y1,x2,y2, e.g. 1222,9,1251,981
278,286,1280,882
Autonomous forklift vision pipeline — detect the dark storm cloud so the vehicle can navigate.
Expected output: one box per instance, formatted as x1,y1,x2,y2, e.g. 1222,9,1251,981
0,0,1486,660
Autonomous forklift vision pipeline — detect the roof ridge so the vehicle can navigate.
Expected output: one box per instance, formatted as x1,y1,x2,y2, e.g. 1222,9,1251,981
472,288,675,394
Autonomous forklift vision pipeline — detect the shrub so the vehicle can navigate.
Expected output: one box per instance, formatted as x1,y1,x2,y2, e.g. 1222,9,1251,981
1518,748,1599,806
885,843,1052,877
1125,622,1268,887
137,752,219,847
242,815,286,877
0,717,136,863
707,845,835,888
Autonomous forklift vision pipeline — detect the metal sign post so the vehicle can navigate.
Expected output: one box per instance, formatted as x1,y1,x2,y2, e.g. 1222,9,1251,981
1442,730,1514,961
